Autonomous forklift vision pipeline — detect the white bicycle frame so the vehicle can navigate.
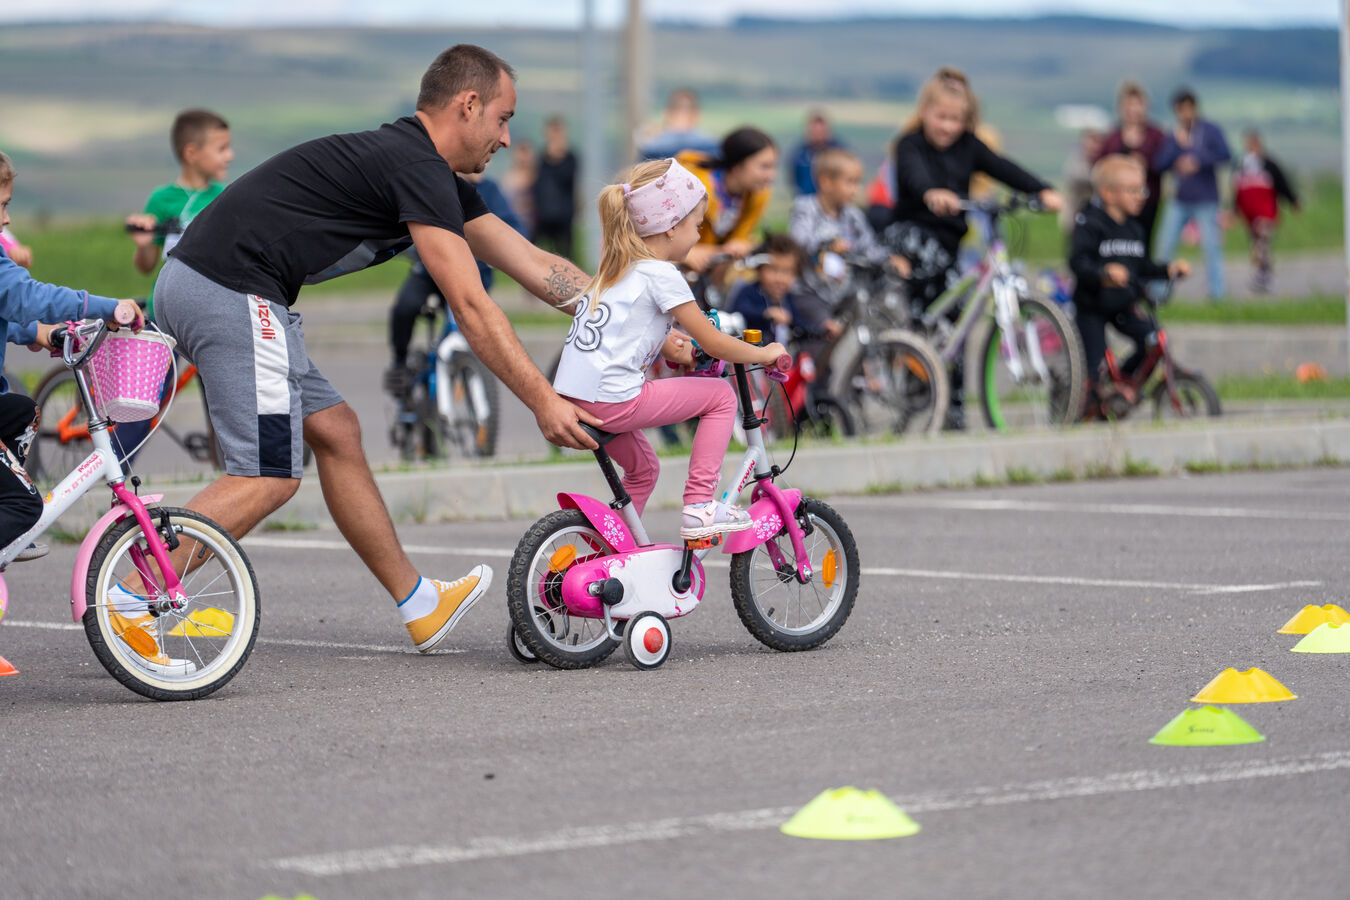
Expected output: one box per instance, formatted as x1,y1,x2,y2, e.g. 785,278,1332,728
0,322,187,617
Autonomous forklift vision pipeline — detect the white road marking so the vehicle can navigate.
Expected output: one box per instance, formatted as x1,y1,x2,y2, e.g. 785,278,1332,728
242,536,1319,595
270,749,1350,877
0,620,451,656
840,495,1350,523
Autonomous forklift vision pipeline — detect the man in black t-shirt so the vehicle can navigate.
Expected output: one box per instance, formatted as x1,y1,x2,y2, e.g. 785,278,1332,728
154,44,599,656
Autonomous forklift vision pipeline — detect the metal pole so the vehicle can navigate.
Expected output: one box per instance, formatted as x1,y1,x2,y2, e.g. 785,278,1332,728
1341,0,1350,374
580,0,605,269
623,0,649,165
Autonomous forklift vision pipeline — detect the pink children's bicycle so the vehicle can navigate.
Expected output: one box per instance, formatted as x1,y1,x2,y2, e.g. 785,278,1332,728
505,330,859,670
0,320,258,700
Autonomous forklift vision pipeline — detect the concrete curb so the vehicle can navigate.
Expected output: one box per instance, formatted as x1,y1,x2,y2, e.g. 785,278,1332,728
140,415,1350,529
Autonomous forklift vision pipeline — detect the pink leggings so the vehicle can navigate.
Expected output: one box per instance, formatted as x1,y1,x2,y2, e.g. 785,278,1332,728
569,377,738,515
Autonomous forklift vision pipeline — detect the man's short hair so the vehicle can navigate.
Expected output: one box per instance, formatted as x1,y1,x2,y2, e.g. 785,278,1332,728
666,88,700,113
418,44,516,112
1171,86,1197,108
812,146,861,182
1091,154,1144,193
171,109,229,163
0,150,15,189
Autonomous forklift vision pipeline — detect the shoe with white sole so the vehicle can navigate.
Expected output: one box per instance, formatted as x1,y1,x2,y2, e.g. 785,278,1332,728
405,565,492,653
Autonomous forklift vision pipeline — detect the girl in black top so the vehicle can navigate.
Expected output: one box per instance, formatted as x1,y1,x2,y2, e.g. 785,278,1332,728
885,67,1062,425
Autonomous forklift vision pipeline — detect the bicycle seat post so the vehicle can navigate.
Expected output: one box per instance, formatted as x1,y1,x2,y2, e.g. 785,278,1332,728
580,424,630,512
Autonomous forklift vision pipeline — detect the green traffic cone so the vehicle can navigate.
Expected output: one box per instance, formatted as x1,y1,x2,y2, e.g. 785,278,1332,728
780,787,921,840
1149,706,1265,746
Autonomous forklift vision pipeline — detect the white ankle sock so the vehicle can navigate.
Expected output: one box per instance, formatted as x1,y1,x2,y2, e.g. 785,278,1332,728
397,576,441,623
109,584,149,616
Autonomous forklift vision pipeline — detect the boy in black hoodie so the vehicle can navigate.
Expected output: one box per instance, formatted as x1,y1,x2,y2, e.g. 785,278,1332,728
1071,156,1189,402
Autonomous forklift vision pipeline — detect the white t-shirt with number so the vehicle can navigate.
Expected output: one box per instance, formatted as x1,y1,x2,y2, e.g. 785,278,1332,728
553,259,693,403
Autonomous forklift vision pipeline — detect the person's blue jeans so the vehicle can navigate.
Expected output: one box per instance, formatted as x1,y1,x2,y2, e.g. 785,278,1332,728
1157,200,1225,300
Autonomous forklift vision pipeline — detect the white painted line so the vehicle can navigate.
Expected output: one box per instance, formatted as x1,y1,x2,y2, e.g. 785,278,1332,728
270,749,1350,877
841,496,1350,523
0,620,449,656
241,535,1320,596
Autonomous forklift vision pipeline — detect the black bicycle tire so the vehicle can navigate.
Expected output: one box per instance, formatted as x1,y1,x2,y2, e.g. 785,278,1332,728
729,497,859,652
1151,373,1222,420
977,292,1086,431
29,365,87,482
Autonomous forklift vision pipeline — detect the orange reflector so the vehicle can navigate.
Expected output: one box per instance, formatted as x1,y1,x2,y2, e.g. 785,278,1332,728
548,545,577,573
822,550,837,588
903,356,929,381
119,624,160,658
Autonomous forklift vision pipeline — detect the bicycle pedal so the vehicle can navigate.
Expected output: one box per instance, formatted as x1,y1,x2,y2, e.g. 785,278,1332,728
683,534,722,550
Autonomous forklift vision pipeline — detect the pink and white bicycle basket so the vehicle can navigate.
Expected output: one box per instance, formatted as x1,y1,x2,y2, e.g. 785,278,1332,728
84,329,177,422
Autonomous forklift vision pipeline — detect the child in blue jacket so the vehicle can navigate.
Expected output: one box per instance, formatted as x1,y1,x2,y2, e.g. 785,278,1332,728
0,151,141,554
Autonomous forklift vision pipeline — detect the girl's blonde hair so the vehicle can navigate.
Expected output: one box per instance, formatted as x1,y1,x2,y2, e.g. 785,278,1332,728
0,151,15,190
578,158,697,313
903,66,980,135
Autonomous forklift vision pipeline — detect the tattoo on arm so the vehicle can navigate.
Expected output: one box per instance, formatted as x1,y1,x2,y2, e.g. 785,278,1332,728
542,262,590,309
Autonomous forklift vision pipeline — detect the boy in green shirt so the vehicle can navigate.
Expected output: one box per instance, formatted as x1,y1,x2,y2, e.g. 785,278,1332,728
117,109,231,463
125,108,233,302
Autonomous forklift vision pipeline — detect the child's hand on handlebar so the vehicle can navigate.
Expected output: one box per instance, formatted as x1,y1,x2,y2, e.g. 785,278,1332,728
29,322,60,352
1103,262,1130,287
1037,189,1063,213
923,188,962,216
109,298,144,332
125,214,159,249
1167,260,1191,280
760,342,788,364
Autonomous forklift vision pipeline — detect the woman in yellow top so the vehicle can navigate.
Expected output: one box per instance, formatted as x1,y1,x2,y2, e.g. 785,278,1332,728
677,126,778,272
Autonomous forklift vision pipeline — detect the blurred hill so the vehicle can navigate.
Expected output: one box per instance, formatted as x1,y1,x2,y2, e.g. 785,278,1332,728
0,15,1340,219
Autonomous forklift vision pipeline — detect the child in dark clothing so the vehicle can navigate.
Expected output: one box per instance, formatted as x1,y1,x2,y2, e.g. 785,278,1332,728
1071,156,1189,404
885,67,1062,428
729,234,822,344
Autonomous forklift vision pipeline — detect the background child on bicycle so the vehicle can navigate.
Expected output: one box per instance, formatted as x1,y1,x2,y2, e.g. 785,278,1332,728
117,109,232,463
553,158,786,542
0,151,141,553
885,66,1061,427
1070,155,1189,407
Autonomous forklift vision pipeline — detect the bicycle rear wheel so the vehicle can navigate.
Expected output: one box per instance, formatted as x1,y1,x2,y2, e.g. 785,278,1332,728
29,366,90,484
977,293,1085,431
83,506,259,700
838,331,949,437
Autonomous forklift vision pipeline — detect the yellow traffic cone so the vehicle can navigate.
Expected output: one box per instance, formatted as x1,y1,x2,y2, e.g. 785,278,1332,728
1191,667,1296,703
1278,604,1350,635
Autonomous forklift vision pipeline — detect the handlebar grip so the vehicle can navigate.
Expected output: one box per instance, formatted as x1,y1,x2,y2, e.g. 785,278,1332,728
114,304,136,325
767,354,792,383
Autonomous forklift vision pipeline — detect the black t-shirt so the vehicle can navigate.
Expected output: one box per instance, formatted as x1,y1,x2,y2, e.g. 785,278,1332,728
891,130,1048,253
172,116,489,306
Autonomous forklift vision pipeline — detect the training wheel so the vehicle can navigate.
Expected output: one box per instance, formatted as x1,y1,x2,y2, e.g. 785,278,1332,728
622,612,671,670
507,624,539,664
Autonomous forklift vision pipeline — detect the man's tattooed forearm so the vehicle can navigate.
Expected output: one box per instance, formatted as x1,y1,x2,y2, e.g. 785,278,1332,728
544,263,589,306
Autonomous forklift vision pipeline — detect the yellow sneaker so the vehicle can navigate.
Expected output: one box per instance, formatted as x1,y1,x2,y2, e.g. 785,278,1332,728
405,565,492,653
107,608,198,675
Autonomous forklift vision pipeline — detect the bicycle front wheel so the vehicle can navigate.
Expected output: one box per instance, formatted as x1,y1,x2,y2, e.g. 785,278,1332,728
1151,373,1221,421
443,355,499,457
839,331,949,437
83,507,259,700
730,497,858,651
977,293,1085,431
30,366,90,484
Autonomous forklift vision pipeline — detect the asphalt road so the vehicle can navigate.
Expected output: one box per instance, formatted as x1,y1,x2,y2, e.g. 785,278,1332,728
2,468,1348,899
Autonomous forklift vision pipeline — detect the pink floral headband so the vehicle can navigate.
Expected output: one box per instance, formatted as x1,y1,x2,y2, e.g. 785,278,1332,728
622,159,707,237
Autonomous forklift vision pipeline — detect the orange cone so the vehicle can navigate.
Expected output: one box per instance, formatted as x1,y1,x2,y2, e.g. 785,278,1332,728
0,655,17,677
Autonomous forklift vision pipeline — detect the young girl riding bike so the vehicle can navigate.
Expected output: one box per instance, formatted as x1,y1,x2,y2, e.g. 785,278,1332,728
552,158,787,542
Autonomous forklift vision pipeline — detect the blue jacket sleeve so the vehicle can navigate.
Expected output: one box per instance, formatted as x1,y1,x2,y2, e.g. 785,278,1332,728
1153,136,1181,173
7,321,36,346
0,255,120,330
1194,122,1231,169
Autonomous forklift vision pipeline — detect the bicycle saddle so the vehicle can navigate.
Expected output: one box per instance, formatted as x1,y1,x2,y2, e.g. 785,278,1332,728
580,423,620,446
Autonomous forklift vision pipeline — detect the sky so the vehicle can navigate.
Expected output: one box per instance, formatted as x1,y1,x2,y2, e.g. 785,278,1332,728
0,0,1340,28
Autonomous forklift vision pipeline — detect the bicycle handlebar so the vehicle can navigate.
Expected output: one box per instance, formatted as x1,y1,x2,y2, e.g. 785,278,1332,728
957,194,1046,216
125,218,183,238
766,354,792,383
51,320,108,369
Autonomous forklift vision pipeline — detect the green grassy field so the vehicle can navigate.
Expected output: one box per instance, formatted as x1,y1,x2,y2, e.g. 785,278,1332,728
1216,374,1350,399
